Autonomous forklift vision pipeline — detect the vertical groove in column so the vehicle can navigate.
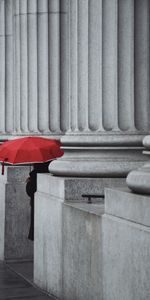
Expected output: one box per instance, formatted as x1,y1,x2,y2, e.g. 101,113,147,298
14,0,21,132
88,0,103,131
48,0,61,132
69,0,78,131
118,0,135,131
102,0,118,131
5,0,13,133
0,0,5,133
60,0,69,132
20,0,28,133
27,0,38,133
37,0,49,133
134,0,150,131
78,0,89,131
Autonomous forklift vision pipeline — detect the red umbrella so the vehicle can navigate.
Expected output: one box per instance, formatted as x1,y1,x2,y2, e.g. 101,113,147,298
0,136,64,174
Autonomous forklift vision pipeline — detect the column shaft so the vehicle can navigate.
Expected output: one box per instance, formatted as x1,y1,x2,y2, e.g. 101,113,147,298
102,0,118,130
118,0,135,130
134,0,150,131
5,0,14,133
28,0,38,133
0,0,5,133
14,0,21,132
20,0,28,132
50,0,150,177
60,0,69,132
89,0,103,131
49,0,61,132
37,0,49,133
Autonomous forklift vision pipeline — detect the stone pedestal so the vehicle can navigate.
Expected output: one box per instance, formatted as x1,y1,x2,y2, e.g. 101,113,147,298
34,174,125,299
103,188,150,300
0,166,33,261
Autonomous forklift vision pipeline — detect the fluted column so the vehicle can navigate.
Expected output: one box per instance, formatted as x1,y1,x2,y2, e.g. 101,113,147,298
0,0,14,135
37,0,49,133
0,0,5,134
20,0,28,133
50,0,150,177
5,0,14,133
12,0,68,136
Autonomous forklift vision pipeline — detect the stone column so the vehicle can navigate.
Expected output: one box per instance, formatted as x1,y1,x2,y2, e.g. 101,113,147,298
126,2,150,195
0,0,5,134
5,0,14,133
0,0,14,135
13,0,68,136
50,0,150,177
34,2,150,299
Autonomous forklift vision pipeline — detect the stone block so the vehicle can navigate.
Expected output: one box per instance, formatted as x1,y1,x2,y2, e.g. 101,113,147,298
103,188,150,300
62,202,104,300
103,215,150,300
105,187,150,227
37,174,126,200
0,166,33,260
35,174,127,299
34,191,63,299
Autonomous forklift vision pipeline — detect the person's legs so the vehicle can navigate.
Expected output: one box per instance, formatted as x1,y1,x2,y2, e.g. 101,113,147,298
28,197,34,241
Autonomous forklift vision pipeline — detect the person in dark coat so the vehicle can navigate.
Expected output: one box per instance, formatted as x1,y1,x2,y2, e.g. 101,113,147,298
26,162,49,241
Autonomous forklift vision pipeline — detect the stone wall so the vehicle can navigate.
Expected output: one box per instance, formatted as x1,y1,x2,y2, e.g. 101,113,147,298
0,166,33,260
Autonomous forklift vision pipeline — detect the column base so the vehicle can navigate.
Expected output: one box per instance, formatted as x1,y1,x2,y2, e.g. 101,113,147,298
126,135,150,195
126,162,150,194
49,134,148,177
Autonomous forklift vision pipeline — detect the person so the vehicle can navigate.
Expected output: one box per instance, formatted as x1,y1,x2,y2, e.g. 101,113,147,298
26,162,49,241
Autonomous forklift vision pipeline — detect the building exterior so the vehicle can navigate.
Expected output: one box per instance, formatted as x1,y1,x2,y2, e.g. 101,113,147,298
0,0,150,299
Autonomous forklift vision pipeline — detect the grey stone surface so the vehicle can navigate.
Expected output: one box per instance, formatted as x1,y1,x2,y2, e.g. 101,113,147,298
37,173,126,199
49,143,147,177
105,187,150,227
0,179,5,259
5,0,13,133
50,137,147,179
126,135,150,195
126,162,150,194
143,135,150,149
62,203,104,300
49,0,150,177
0,0,5,133
34,174,126,299
0,166,33,260
34,186,104,300
11,0,68,135
103,215,150,300
34,192,63,299
103,188,150,300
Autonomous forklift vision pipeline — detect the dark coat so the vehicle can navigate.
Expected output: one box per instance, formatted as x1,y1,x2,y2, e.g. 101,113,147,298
26,162,49,241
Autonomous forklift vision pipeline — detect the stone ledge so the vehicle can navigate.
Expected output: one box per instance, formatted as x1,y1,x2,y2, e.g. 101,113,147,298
105,187,150,227
64,202,104,217
37,174,125,201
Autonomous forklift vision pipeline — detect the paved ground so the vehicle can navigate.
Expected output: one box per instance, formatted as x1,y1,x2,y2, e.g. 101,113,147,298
0,261,57,300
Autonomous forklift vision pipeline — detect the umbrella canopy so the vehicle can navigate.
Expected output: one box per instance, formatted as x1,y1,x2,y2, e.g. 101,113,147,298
0,136,64,174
